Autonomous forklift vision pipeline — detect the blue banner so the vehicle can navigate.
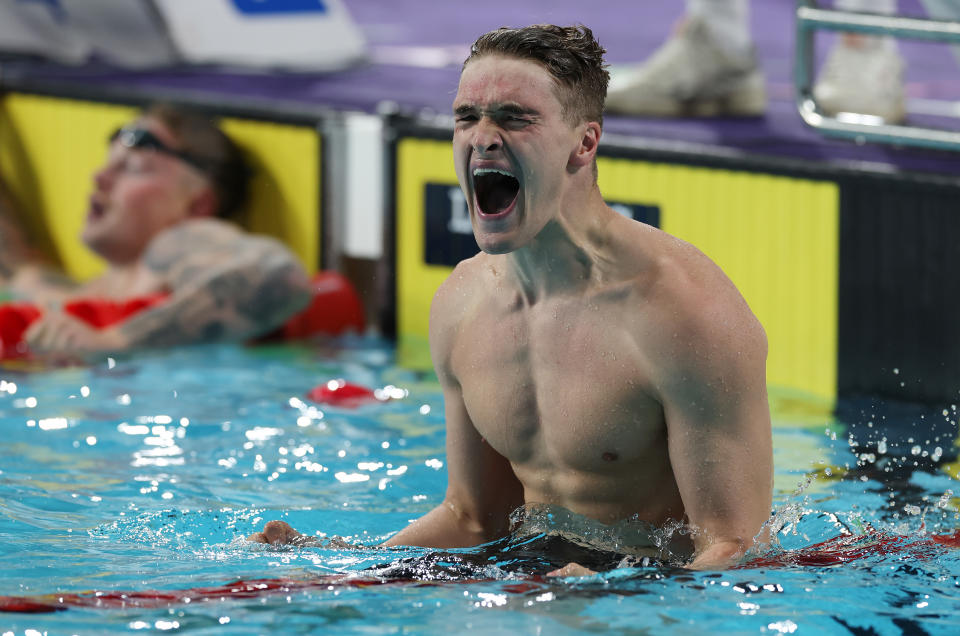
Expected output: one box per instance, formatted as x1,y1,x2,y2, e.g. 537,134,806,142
231,0,327,15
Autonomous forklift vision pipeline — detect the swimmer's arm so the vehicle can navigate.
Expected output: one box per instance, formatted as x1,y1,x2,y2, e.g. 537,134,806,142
660,296,773,570
384,275,523,549
116,220,312,348
383,381,523,548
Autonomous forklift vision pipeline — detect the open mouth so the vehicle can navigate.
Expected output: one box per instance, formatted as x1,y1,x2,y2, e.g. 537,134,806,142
473,168,520,217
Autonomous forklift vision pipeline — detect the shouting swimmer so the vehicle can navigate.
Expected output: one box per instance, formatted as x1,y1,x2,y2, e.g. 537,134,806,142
252,24,772,572
0,103,312,355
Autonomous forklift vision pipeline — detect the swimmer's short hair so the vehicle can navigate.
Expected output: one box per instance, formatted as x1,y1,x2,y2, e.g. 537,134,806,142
140,103,250,220
465,24,610,128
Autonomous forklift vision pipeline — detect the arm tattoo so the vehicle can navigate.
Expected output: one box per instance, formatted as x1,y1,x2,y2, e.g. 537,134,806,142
120,221,311,348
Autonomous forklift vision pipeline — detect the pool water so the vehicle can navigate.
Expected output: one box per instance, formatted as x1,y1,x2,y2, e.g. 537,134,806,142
1,339,960,634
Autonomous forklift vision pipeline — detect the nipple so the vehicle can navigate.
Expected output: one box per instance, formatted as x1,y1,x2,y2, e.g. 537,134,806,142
602,451,619,462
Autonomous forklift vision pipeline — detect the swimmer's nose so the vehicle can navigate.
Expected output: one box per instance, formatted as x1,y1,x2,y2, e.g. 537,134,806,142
471,121,503,155
93,162,115,192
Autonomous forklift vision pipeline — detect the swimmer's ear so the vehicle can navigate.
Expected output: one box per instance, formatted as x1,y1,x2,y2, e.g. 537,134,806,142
187,186,218,218
568,120,601,171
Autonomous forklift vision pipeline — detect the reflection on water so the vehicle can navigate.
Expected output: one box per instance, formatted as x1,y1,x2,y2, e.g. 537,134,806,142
1,341,960,633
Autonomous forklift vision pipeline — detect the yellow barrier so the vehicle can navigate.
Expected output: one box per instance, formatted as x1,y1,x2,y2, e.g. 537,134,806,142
396,138,461,370
395,137,840,405
222,118,320,273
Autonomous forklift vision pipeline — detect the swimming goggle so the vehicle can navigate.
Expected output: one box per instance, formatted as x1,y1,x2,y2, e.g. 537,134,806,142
109,127,213,174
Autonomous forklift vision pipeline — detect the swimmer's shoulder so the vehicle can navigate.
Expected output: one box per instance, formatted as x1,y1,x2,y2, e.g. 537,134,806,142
613,218,743,306
147,218,243,252
615,220,766,360
431,252,495,315
142,218,309,298
429,253,497,366
145,217,303,267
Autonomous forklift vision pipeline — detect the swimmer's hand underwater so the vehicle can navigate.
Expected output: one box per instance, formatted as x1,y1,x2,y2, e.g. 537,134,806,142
248,520,303,545
247,520,358,549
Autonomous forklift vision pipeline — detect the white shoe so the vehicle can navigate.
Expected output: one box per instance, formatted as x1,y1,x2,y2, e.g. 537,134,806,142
605,16,766,118
813,37,906,124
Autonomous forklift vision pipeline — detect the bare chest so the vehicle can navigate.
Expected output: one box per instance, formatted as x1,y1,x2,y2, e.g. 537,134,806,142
452,300,665,472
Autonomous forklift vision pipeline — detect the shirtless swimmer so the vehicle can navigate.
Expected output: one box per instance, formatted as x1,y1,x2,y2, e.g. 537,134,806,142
251,24,773,573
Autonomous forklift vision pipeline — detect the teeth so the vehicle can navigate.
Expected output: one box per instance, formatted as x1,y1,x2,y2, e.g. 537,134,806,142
472,168,515,178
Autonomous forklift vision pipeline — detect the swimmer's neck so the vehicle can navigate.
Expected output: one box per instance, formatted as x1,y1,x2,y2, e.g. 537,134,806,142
506,191,616,303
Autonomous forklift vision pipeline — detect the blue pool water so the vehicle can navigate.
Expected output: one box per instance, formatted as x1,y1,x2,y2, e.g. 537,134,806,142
1,339,960,634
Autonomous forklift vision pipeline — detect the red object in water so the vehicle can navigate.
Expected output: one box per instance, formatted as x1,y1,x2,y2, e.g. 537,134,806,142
0,303,42,359
63,293,170,329
0,293,170,360
0,575,390,613
740,529,959,569
930,529,960,548
306,380,379,407
283,271,365,339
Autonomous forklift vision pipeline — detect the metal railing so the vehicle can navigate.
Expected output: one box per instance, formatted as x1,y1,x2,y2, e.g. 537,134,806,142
795,0,960,151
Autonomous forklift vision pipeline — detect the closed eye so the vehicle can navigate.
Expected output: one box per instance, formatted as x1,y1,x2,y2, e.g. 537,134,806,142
454,104,478,124
501,115,532,127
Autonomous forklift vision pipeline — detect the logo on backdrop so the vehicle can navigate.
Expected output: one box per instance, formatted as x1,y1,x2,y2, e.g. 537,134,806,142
231,0,328,14
424,184,661,267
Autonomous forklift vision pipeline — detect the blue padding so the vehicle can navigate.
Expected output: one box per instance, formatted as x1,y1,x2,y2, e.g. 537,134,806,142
231,0,327,15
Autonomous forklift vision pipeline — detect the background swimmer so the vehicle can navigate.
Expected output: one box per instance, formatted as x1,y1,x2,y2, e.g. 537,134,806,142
0,103,311,356
252,23,772,573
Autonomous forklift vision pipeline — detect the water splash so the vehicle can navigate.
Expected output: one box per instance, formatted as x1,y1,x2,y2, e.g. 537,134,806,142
508,503,692,567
